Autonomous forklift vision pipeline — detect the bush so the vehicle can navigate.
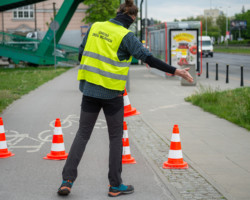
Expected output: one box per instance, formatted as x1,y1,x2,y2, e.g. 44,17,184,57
228,39,250,45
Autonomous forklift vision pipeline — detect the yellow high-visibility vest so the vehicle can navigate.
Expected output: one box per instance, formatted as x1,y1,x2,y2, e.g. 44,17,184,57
77,21,132,91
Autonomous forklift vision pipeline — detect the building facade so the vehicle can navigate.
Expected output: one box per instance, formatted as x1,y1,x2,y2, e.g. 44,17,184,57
204,9,223,24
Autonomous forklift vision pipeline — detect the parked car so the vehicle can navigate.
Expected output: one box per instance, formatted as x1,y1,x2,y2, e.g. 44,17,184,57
26,32,38,39
199,36,213,57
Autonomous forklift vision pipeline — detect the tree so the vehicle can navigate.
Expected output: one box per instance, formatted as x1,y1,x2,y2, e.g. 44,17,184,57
180,15,220,41
241,6,245,14
83,0,120,24
216,14,227,36
232,10,250,39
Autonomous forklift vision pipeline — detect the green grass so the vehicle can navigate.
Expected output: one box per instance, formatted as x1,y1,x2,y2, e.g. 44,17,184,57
214,46,250,55
0,67,71,113
185,85,250,131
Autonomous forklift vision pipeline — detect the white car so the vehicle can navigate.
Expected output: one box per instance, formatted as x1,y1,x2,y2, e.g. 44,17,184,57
199,36,213,57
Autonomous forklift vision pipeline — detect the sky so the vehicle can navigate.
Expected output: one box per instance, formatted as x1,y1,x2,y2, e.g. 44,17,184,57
144,0,250,22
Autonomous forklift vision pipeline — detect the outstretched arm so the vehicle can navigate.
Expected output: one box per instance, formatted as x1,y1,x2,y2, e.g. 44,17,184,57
122,33,193,83
174,68,194,83
146,56,193,83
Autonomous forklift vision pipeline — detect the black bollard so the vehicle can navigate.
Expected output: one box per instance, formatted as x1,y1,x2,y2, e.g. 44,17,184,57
226,65,229,83
216,63,218,81
240,66,244,87
206,62,209,78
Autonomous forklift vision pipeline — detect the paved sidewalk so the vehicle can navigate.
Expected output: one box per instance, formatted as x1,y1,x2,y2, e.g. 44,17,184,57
0,67,175,200
126,65,250,200
1,65,249,200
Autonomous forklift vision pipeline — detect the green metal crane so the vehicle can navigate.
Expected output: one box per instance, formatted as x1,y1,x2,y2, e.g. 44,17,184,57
0,0,83,65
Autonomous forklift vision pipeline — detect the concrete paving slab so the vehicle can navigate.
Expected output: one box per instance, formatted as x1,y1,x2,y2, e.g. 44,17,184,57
127,65,250,200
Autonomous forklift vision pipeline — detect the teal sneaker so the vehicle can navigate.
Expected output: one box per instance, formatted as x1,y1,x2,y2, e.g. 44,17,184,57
57,180,74,196
108,184,134,197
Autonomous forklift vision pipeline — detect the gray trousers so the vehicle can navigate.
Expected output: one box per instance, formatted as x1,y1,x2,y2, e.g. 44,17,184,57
62,95,124,187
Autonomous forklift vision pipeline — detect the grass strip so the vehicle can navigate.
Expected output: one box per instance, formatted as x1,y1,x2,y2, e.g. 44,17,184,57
185,85,250,131
0,67,71,113
214,47,250,55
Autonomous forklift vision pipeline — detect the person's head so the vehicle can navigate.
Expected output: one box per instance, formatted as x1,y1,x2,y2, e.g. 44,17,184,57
118,0,138,21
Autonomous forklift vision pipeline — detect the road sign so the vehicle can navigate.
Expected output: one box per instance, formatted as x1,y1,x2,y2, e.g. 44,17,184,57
50,20,59,31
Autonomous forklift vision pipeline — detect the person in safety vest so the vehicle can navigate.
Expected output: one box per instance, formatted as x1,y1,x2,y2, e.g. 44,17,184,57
58,0,193,197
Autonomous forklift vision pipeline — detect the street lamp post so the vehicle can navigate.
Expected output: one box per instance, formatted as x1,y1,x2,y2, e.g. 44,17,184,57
220,6,230,40
140,0,144,43
226,6,230,41
206,13,207,36
220,6,230,44
145,0,147,28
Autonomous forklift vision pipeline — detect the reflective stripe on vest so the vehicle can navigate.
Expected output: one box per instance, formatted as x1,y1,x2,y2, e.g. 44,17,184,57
77,21,132,91
82,51,129,67
79,64,127,80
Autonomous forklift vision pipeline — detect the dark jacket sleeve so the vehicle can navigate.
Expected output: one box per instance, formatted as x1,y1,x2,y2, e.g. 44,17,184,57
78,25,92,62
145,56,176,74
121,32,152,62
121,32,176,74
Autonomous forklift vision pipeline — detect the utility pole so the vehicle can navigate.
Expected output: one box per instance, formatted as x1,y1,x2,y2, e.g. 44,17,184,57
52,2,57,68
34,4,37,32
53,2,56,19
145,0,147,28
1,12,4,32
206,13,207,36
145,0,147,46
226,6,230,42
2,12,5,43
140,0,144,43
135,0,138,37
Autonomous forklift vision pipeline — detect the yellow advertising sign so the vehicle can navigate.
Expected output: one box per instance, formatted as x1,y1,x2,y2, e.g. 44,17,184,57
173,33,195,42
172,49,187,57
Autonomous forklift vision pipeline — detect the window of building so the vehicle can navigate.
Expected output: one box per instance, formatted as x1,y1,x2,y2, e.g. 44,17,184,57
13,5,34,19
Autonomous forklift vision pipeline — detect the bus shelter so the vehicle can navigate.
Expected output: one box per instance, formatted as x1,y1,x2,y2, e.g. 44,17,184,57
146,21,202,76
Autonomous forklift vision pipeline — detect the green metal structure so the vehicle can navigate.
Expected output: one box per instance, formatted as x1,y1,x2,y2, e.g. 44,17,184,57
0,0,83,65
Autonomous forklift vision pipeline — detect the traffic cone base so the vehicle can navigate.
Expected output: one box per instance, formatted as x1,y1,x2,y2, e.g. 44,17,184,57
163,160,188,169
124,107,140,118
122,155,136,164
0,149,15,158
0,118,14,159
43,152,68,160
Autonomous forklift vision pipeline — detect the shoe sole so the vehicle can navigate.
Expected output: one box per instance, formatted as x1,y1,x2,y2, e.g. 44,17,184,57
57,189,70,196
108,190,134,197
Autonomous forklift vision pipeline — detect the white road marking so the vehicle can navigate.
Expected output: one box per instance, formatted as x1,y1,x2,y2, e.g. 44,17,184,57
149,102,189,112
4,114,107,153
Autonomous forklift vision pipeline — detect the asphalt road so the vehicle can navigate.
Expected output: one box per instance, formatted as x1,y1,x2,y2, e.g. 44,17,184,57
202,52,250,86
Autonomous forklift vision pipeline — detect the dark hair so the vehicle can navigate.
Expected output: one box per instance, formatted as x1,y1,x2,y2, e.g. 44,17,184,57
119,0,138,16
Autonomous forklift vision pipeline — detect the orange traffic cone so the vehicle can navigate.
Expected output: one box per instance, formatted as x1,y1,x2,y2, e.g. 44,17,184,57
123,88,140,118
122,121,136,164
44,118,68,160
0,117,14,158
163,125,188,169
